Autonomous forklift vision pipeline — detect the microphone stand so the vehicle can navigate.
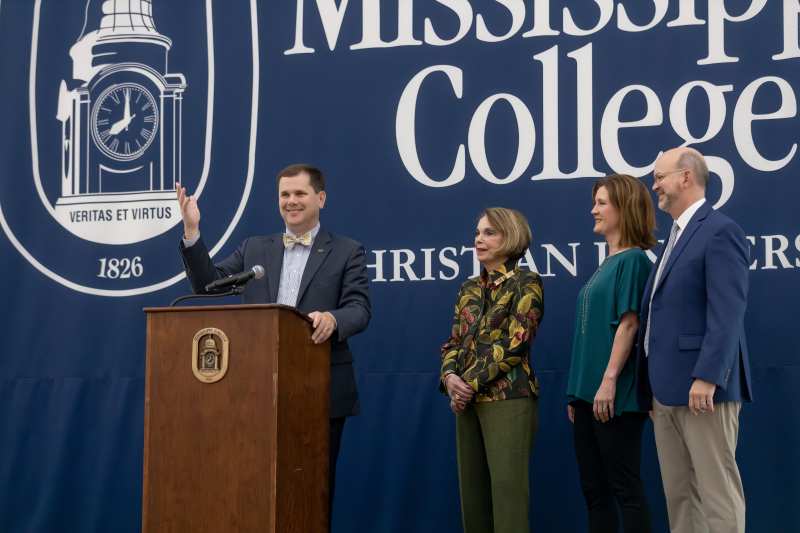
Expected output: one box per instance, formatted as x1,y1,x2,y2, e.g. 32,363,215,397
170,285,245,307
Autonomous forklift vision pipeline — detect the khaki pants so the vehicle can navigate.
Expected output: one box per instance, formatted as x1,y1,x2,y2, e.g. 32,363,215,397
652,398,745,533
455,396,538,533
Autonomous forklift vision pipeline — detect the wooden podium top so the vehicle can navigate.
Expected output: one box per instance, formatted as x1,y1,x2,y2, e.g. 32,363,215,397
143,303,312,323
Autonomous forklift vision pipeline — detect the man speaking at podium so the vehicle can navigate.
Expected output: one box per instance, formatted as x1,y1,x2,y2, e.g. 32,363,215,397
176,163,371,513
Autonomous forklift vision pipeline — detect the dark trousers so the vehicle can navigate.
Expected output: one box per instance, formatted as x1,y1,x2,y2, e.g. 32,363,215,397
571,400,651,533
329,417,346,530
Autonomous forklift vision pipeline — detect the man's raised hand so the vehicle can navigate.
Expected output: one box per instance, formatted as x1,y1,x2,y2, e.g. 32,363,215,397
176,183,201,241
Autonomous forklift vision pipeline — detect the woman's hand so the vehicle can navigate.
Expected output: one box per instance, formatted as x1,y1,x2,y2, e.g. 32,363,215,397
450,399,465,414
567,404,575,424
445,374,474,412
593,376,617,423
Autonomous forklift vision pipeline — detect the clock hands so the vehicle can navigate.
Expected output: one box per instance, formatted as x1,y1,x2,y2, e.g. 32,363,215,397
108,88,137,135
109,119,126,136
124,89,137,130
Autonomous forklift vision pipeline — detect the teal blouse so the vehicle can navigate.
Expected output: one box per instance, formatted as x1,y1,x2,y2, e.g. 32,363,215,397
567,248,653,414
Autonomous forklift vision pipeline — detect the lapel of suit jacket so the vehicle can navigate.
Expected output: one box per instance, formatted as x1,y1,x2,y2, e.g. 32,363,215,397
653,202,712,294
296,229,333,305
264,234,284,303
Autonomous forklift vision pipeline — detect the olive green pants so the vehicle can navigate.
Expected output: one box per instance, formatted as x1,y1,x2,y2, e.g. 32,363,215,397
455,396,538,533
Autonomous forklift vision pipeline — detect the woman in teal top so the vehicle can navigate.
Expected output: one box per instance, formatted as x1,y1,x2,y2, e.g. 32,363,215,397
567,174,656,533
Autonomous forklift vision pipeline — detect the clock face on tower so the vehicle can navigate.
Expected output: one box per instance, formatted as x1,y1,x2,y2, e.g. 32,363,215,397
90,82,159,162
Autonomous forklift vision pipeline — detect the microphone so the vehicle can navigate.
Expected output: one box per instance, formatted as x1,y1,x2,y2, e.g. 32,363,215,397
204,265,265,292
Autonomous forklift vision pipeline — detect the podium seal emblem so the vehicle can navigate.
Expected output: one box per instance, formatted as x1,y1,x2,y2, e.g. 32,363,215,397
192,328,229,383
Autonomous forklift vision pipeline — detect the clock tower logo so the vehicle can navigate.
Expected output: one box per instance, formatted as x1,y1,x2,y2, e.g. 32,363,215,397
0,0,260,296
55,0,186,244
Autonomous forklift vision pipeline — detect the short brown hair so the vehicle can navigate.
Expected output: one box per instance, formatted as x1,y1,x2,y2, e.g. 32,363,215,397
592,174,656,250
478,207,532,261
276,164,325,192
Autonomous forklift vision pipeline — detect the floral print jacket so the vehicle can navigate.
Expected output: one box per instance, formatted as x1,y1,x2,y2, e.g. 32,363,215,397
440,260,544,402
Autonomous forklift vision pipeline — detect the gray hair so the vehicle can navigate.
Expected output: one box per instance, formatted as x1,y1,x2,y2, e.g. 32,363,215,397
678,147,709,188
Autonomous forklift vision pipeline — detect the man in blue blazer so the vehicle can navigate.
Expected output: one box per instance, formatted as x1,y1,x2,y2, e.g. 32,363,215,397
177,164,371,516
639,147,751,533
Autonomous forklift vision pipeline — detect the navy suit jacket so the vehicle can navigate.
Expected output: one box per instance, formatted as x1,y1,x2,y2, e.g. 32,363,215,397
638,202,753,407
180,228,371,418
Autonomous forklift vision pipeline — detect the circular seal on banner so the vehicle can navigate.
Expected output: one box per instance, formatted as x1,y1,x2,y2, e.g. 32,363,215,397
0,0,260,297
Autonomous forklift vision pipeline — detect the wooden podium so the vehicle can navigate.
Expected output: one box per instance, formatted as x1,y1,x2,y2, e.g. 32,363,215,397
142,304,330,533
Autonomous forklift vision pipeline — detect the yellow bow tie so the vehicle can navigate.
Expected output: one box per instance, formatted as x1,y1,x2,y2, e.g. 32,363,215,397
283,232,313,249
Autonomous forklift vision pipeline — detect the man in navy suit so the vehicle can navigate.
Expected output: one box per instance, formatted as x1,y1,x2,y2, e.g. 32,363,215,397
176,164,371,518
639,147,751,533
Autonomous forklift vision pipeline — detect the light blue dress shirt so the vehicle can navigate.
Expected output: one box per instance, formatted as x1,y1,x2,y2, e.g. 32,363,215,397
276,224,320,307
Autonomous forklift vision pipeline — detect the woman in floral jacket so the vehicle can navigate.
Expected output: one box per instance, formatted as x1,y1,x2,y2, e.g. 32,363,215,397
440,207,544,533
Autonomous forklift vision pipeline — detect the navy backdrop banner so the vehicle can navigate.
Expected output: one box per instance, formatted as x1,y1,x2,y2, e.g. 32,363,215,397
1,1,799,531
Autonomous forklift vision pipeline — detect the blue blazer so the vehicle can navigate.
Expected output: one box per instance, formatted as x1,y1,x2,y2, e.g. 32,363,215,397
638,202,752,407
180,228,372,418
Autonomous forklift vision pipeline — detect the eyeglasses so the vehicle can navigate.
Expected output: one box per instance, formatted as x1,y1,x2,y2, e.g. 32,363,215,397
653,168,687,184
